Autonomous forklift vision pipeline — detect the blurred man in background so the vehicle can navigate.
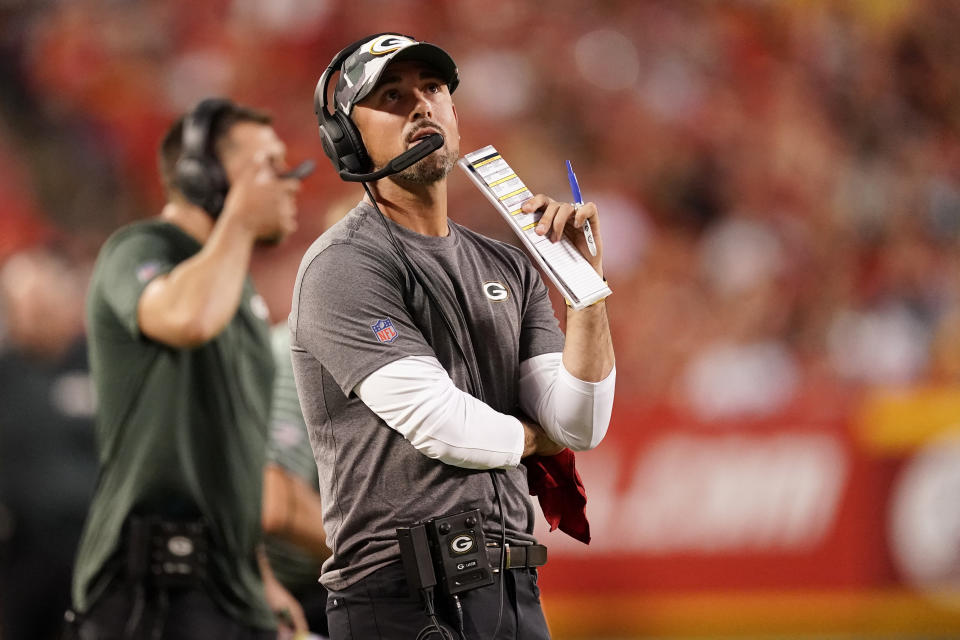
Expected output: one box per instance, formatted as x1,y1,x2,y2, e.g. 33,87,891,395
0,248,97,640
67,98,308,638
262,324,331,637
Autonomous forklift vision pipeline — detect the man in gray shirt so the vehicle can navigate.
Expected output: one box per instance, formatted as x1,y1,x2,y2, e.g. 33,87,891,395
291,33,616,639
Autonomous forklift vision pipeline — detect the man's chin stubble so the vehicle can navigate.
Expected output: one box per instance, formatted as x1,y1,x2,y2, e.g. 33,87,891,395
390,148,457,185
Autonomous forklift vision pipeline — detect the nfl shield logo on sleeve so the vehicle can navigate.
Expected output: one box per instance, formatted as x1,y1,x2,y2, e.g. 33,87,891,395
135,261,162,283
371,318,399,343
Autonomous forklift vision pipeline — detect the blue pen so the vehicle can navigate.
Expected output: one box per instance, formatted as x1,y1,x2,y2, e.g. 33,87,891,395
565,160,597,257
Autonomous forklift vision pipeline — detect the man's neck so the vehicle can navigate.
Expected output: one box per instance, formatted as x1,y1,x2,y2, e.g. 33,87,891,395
159,201,215,243
366,177,448,236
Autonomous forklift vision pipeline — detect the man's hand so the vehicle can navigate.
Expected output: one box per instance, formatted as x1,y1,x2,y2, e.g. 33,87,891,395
522,192,615,382
522,419,565,458
220,152,300,243
265,580,308,638
522,193,603,276
258,545,308,635
263,580,309,637
262,464,331,561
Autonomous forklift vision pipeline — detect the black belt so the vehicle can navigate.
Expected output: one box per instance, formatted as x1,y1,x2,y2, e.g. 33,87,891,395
486,543,547,572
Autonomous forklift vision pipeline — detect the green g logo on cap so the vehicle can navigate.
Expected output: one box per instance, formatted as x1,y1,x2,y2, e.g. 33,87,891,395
369,35,415,56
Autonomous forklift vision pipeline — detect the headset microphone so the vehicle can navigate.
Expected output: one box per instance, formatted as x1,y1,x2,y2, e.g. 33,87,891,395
278,159,316,180
337,132,444,183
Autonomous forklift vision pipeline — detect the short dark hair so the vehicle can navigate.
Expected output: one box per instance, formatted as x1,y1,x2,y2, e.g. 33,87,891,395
157,103,272,200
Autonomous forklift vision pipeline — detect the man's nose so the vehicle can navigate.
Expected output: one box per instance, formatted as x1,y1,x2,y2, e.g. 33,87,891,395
411,89,433,120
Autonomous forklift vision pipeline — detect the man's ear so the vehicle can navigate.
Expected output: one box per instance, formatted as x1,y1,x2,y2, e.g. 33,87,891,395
452,101,459,131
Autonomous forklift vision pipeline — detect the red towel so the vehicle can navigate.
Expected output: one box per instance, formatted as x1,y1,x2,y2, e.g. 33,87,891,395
525,448,590,544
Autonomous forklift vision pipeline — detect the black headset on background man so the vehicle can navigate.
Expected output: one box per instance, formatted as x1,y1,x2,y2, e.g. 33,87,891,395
313,33,447,183
174,97,315,217
174,97,233,216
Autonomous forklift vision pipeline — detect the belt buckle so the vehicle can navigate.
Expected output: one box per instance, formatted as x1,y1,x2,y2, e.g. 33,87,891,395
487,542,509,574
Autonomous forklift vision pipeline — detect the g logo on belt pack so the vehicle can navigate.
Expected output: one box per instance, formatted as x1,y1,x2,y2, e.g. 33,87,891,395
449,534,475,555
482,281,509,302
167,536,194,557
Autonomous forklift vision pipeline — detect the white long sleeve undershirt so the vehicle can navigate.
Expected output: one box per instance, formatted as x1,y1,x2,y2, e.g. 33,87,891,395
354,353,615,469
518,352,615,451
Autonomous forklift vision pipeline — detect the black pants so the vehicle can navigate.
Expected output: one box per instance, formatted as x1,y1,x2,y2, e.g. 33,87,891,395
64,581,275,640
2,521,79,640
325,561,550,640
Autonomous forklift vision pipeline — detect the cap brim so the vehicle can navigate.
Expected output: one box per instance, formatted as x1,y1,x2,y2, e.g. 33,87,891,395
390,43,459,93
345,42,459,112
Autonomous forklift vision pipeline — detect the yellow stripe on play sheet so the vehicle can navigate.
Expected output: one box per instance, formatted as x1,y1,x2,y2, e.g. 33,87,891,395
471,155,501,168
488,173,518,187
499,187,527,201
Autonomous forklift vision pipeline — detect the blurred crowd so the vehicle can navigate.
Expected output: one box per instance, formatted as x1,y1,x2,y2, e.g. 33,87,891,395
4,0,960,419
2,0,960,634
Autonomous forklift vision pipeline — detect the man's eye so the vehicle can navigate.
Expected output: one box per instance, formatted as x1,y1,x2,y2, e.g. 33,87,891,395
426,83,441,93
385,89,400,101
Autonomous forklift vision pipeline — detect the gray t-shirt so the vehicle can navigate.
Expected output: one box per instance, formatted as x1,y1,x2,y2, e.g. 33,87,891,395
289,202,565,590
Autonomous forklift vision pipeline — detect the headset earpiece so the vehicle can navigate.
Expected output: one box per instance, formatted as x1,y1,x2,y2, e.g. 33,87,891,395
175,155,227,216
174,98,233,216
318,109,370,175
314,33,395,177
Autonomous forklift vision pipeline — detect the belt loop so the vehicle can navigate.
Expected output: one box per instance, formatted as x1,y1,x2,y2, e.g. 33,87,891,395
504,543,511,569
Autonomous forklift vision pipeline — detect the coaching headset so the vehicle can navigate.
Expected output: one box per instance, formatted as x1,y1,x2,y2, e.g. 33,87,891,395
175,97,315,216
313,33,453,182
173,97,233,216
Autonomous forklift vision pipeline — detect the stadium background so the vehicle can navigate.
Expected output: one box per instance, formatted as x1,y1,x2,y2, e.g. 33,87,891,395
4,0,960,637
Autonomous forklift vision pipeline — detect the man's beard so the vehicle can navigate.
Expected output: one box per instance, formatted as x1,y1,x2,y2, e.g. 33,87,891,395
389,146,457,184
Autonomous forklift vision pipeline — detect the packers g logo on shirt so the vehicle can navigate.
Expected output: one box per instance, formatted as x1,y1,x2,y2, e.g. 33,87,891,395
249,294,270,320
482,281,509,302
369,35,415,56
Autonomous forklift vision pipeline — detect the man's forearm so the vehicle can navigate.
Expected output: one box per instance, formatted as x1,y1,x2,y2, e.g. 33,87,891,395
262,464,331,561
139,214,257,346
562,301,615,382
518,353,615,451
355,355,525,469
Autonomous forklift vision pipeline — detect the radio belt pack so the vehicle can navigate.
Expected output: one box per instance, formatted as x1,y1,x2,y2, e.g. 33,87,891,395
397,508,495,597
